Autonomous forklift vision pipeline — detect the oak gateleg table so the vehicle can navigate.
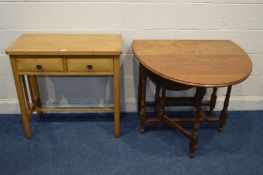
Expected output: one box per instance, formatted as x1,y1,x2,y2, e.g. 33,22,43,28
132,40,252,158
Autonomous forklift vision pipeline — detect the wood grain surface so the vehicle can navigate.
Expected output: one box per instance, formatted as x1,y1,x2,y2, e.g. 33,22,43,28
6,34,122,138
133,40,252,87
6,34,122,56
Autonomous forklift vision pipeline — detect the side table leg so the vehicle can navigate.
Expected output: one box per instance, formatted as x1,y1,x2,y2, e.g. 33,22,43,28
15,75,32,139
114,56,121,138
209,87,217,113
139,64,147,133
189,87,206,158
10,58,32,139
218,86,232,132
29,75,43,116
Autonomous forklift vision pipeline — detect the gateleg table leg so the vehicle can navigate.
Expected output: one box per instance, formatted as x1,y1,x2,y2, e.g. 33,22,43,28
189,87,206,158
159,87,166,121
155,84,161,119
139,64,147,133
209,87,218,113
218,86,232,132
138,63,142,115
113,56,121,138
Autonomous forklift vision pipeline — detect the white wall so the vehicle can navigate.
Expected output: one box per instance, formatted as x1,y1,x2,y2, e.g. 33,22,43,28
0,0,263,113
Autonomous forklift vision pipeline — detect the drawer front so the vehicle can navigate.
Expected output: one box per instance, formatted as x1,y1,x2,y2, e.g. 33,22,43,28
16,58,64,72
67,58,113,72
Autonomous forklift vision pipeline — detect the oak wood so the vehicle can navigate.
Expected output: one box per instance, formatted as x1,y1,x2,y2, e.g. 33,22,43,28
139,64,147,133
219,86,232,131
6,34,122,138
27,76,34,105
36,107,114,112
209,88,218,113
6,34,122,56
189,87,206,158
10,58,32,138
16,58,64,72
17,72,114,76
162,115,192,140
144,98,213,107
133,40,252,87
21,76,30,112
113,56,121,138
134,40,252,158
29,76,42,116
67,58,113,72
145,117,219,124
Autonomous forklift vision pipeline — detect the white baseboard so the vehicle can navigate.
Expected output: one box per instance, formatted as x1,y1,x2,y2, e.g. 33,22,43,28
0,96,262,114
0,99,20,114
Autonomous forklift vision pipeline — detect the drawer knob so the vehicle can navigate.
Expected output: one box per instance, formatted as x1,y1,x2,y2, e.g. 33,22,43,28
36,65,42,70
87,65,93,70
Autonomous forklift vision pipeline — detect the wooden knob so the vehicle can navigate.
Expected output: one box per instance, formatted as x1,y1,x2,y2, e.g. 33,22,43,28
36,65,42,70
87,65,93,70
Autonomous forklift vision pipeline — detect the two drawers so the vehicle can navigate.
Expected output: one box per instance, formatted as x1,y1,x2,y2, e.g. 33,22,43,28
15,57,113,74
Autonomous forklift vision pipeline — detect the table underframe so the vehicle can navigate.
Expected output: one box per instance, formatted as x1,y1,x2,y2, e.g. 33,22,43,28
10,57,121,139
138,64,232,158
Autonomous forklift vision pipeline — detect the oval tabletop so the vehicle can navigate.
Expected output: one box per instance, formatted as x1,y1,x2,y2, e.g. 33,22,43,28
132,40,252,87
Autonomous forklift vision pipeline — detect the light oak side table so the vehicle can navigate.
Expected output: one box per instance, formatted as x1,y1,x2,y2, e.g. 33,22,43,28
6,34,122,138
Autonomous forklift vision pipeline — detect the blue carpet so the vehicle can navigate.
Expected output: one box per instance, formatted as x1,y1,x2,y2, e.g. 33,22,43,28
0,111,263,175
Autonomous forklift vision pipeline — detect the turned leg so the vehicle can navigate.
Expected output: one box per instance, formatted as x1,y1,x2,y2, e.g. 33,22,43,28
155,84,161,119
159,87,166,121
209,87,217,113
218,86,232,132
189,87,206,158
138,64,142,115
139,64,147,133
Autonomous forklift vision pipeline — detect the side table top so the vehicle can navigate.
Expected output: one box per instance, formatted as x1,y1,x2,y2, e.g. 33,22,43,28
6,34,122,56
132,40,252,87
